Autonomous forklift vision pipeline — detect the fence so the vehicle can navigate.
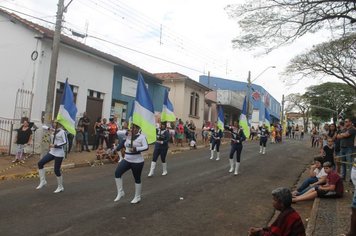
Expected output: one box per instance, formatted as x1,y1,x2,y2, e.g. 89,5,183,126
0,117,15,155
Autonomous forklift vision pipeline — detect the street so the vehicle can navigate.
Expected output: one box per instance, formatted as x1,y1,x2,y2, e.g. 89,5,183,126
0,138,314,236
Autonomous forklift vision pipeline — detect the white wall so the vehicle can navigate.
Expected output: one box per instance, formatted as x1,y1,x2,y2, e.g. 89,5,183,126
0,15,114,122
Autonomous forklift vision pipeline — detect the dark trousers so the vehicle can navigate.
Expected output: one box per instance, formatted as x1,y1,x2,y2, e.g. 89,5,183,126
260,137,267,147
211,140,221,152
229,144,243,162
82,131,89,151
152,146,168,163
114,160,144,184
38,153,63,176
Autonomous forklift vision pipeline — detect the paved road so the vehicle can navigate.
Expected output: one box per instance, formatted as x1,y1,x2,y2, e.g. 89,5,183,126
0,138,314,236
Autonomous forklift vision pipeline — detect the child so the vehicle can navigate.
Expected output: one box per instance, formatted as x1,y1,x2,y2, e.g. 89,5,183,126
108,149,119,163
96,144,106,162
75,126,83,152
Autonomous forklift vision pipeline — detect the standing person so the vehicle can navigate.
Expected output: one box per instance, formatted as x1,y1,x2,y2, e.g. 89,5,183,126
113,124,148,204
346,157,356,236
108,117,119,149
148,122,170,177
225,121,246,175
209,121,223,161
92,117,102,150
176,119,184,147
12,120,32,163
78,112,90,152
259,123,270,155
248,187,305,236
336,118,356,180
36,121,68,193
322,138,336,168
334,121,344,175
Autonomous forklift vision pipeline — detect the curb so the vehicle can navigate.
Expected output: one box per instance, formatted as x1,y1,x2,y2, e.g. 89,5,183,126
305,198,319,236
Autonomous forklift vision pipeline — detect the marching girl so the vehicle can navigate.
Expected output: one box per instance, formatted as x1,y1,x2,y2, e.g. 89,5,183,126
114,124,148,204
209,121,223,161
225,121,246,175
36,121,67,193
148,121,170,177
259,123,270,154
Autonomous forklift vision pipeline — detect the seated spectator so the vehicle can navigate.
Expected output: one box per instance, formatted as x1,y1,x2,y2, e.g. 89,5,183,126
292,157,327,196
292,161,344,203
108,149,119,163
248,187,305,236
96,144,107,161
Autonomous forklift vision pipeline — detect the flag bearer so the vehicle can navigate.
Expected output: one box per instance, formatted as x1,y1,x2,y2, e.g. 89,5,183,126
36,121,67,193
114,124,148,204
148,122,170,177
225,121,246,175
209,121,223,161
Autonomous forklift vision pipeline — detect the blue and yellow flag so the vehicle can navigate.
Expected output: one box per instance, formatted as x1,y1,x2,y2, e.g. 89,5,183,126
217,105,224,131
161,89,175,122
132,73,156,144
239,96,250,138
265,108,271,132
56,79,77,135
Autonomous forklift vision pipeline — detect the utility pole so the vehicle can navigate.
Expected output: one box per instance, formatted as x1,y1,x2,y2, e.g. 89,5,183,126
246,71,251,119
281,94,285,135
44,0,65,124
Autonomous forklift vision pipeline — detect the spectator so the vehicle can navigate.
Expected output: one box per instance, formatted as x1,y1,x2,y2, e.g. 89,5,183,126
292,157,327,196
92,117,102,150
202,121,210,146
99,118,109,149
12,120,32,163
176,119,184,147
78,112,90,152
75,125,83,152
248,187,305,236
108,117,119,149
96,144,106,162
292,161,344,203
336,118,356,180
346,157,356,236
249,126,256,140
334,121,345,174
322,137,336,168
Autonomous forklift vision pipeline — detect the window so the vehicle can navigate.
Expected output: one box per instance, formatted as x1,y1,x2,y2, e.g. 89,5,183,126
189,92,199,117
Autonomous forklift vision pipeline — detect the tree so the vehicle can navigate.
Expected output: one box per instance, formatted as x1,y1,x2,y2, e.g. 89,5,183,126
285,93,311,132
303,82,356,123
226,0,356,52
285,34,356,90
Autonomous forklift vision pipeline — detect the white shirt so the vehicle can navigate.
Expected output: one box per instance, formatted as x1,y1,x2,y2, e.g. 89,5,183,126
316,167,327,179
124,133,148,163
49,128,67,157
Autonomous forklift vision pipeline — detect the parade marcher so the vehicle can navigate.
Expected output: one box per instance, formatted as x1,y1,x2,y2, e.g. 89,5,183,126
259,123,270,154
225,121,246,175
209,121,223,161
148,122,170,177
114,124,148,204
36,121,68,193
12,120,32,163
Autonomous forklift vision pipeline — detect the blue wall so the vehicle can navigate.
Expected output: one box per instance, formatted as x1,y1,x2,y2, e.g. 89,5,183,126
199,75,281,122
112,66,166,120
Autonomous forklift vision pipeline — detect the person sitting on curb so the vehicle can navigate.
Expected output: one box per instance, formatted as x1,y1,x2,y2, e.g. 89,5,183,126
292,157,327,196
292,161,344,203
248,187,305,236
96,144,107,163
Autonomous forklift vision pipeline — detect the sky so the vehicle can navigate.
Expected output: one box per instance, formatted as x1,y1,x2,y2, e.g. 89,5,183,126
0,0,335,103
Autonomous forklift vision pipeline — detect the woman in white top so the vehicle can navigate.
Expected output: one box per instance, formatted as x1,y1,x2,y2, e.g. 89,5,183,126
114,124,148,204
36,121,68,193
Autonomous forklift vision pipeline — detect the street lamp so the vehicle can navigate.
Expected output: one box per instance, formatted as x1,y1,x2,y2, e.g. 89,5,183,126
246,66,276,121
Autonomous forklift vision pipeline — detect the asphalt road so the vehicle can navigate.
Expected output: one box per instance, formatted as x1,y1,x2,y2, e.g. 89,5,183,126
0,138,314,236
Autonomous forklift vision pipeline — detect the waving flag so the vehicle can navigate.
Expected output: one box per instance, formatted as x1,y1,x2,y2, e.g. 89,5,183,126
56,79,77,135
239,96,250,138
161,89,175,122
217,105,224,131
265,108,271,132
132,73,156,144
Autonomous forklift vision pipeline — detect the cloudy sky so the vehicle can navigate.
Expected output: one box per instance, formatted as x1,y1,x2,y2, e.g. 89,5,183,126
1,0,334,102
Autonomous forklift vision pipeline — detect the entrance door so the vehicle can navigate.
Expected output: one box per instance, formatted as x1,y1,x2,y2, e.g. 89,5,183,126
86,96,103,145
